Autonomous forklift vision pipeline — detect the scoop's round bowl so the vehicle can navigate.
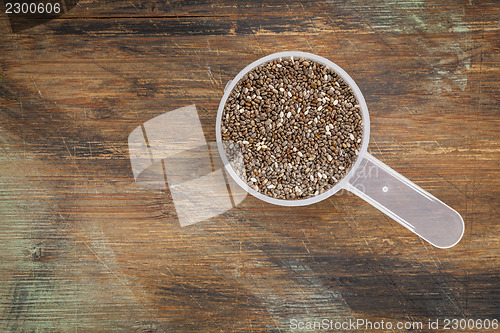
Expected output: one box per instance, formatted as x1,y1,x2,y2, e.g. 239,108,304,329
216,51,370,206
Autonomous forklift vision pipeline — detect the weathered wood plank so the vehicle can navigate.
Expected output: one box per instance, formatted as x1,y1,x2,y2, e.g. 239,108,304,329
0,0,498,331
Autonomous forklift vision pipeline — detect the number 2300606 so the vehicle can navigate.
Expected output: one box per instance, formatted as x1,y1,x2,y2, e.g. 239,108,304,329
5,2,61,14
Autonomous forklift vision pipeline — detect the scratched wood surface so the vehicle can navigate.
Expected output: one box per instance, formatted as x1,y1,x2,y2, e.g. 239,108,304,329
0,0,498,331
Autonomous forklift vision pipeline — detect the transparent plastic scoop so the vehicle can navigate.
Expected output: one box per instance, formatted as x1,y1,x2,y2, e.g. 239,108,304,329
346,152,464,248
216,51,464,248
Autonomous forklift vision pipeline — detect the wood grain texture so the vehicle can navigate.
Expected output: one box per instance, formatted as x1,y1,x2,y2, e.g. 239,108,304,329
0,0,498,331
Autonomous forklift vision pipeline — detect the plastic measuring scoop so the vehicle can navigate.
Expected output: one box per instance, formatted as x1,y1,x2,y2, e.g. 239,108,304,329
216,51,464,248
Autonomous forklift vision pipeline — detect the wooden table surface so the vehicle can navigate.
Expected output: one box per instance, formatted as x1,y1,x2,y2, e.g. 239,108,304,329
1,0,498,332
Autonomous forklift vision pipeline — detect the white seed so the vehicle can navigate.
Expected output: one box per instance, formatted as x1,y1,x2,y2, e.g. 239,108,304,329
335,81,340,87
267,184,275,189
242,140,249,144
349,133,355,141
333,100,339,106
250,177,257,182
318,105,323,111
357,138,361,143
279,111,284,118
287,91,292,97
279,87,285,92
327,154,333,162
276,63,282,68
287,111,292,118
310,174,314,181
339,165,345,170
297,151,303,157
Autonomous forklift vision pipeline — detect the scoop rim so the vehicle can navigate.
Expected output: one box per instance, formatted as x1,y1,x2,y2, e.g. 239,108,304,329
216,51,370,206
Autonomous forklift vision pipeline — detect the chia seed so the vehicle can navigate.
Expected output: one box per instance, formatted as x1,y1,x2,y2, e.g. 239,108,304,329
221,57,363,200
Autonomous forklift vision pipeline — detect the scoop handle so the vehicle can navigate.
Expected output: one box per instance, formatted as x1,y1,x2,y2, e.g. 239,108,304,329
345,153,464,248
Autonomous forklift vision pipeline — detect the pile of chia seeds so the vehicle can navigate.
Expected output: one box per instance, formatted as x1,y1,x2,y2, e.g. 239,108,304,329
221,57,363,200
